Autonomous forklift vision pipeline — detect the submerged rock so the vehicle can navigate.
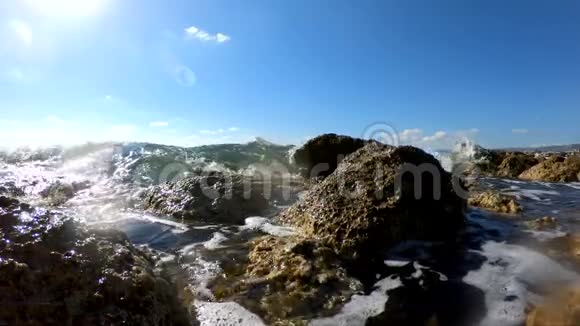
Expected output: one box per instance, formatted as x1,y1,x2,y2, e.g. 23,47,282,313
210,235,362,323
0,181,25,198
280,143,466,275
0,196,193,325
526,216,558,230
519,155,580,182
526,284,580,326
143,172,271,224
468,190,522,214
39,180,90,206
292,134,370,179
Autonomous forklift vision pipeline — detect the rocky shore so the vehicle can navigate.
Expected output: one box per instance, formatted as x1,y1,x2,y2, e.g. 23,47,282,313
0,196,194,325
3,135,580,325
465,147,580,182
206,138,468,323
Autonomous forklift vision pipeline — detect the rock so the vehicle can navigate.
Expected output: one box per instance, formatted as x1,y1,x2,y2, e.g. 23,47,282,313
292,134,371,179
367,263,486,326
468,190,522,214
519,155,580,182
0,196,194,325
462,149,507,177
39,181,77,206
496,152,539,178
209,235,362,323
0,181,25,198
143,171,270,224
280,143,466,276
461,149,538,179
526,216,558,230
526,285,580,326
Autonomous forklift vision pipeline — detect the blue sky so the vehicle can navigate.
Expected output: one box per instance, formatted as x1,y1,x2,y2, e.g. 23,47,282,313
1,0,579,149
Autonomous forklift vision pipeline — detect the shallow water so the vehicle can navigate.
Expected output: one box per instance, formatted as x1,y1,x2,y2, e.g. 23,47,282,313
2,143,580,325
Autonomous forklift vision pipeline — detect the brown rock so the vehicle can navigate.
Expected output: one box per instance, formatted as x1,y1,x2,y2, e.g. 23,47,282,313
526,216,558,230
519,155,580,182
496,152,539,178
0,196,194,326
526,285,580,326
280,143,466,273
292,134,371,179
468,190,522,214
210,235,361,323
143,172,270,224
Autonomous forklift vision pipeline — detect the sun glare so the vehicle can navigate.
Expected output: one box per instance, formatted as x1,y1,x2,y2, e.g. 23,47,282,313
26,0,108,18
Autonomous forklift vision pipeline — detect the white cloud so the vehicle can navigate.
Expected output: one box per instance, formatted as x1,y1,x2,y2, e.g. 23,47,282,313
512,128,529,134
149,121,169,127
184,25,231,44
216,33,231,43
104,95,113,101
422,130,447,142
9,20,32,46
228,127,239,132
399,128,423,143
184,26,199,35
395,128,479,149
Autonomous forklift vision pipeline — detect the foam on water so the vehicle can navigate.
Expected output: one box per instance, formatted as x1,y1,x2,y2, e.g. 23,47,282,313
203,232,229,250
241,216,297,237
194,301,266,326
309,276,403,326
504,188,560,202
464,241,579,326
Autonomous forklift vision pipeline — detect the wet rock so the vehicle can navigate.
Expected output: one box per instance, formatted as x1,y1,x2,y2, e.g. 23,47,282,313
292,134,371,179
526,284,580,326
0,196,194,325
519,155,580,182
280,143,466,276
496,152,539,178
367,264,486,326
526,216,558,230
468,190,522,214
210,235,362,323
143,172,270,224
461,149,538,179
39,181,87,206
0,181,25,198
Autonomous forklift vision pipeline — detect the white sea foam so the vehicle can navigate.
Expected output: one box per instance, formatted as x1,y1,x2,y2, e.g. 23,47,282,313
464,241,579,326
504,188,559,201
203,232,228,249
241,216,296,237
194,301,266,326
309,276,403,326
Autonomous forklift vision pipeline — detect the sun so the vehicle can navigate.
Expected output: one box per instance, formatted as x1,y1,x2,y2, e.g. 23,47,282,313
26,0,108,18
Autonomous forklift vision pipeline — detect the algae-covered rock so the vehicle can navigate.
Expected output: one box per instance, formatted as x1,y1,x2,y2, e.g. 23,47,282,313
143,171,270,224
519,155,580,182
280,142,466,274
0,196,194,325
468,190,522,214
210,235,362,323
292,134,371,179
